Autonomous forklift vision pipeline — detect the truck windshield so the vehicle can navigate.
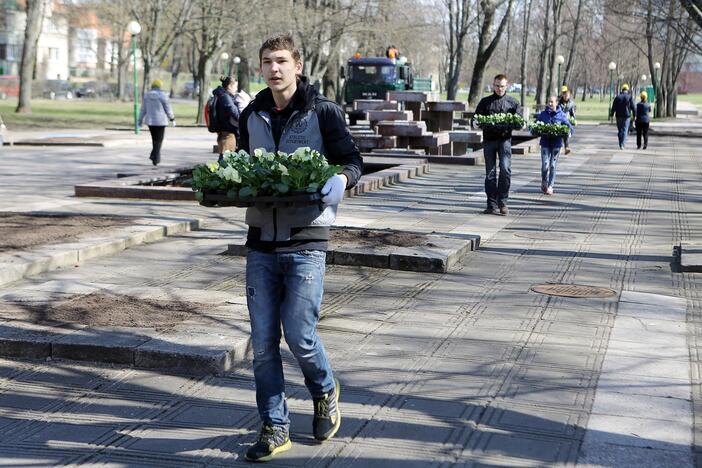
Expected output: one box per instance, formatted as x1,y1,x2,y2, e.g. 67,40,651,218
350,65,396,84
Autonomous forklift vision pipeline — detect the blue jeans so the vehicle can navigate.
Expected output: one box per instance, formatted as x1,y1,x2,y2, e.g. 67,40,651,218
246,249,335,429
616,117,630,147
483,139,512,209
540,147,561,188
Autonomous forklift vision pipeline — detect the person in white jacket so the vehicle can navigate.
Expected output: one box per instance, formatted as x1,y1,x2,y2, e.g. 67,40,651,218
138,79,175,166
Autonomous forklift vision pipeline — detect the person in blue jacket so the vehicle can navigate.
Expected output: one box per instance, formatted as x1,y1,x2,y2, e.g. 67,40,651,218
536,95,573,195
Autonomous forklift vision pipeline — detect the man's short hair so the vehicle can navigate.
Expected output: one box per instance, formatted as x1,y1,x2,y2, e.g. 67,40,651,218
494,74,508,82
259,34,301,64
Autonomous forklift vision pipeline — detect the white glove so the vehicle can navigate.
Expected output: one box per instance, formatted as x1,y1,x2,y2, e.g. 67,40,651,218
171,119,176,128
321,174,346,206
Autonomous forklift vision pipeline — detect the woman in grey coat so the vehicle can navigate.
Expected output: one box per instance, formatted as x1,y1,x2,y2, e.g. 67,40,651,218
138,79,175,165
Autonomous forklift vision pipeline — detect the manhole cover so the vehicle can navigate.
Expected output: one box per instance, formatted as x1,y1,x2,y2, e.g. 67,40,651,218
531,283,617,298
514,232,577,241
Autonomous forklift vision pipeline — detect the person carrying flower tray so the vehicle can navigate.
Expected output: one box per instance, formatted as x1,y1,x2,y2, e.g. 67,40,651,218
534,95,573,195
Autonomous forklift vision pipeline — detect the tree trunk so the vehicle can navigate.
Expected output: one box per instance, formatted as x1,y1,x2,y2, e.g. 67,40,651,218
195,55,209,124
519,0,533,107
16,0,47,114
467,0,515,108
545,0,564,96
562,0,583,86
535,0,552,105
238,57,250,93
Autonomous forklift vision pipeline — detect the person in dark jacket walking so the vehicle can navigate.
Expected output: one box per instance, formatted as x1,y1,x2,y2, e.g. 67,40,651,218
138,79,175,166
474,74,522,216
212,76,241,158
610,84,636,150
558,86,576,154
536,96,573,195
635,91,651,150
237,34,362,463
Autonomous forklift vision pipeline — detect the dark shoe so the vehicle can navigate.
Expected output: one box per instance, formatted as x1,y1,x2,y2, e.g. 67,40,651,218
313,378,341,441
245,424,292,462
643,145,647,150
483,207,499,215
564,146,571,155
499,206,509,216
637,146,641,149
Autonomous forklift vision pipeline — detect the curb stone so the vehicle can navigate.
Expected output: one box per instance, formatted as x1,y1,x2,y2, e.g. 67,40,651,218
0,217,203,287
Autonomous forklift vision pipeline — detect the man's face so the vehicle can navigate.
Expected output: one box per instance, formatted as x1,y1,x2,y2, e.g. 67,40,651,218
493,79,507,96
561,91,568,100
548,96,558,110
260,48,302,93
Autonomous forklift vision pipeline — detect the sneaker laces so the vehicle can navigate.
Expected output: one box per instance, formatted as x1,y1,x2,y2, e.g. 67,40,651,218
315,394,330,418
258,424,283,446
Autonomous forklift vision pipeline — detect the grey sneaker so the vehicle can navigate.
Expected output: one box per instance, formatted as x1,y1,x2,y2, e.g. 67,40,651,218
313,378,341,441
245,423,292,462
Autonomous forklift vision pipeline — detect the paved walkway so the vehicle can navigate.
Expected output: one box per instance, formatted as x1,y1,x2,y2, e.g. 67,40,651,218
0,122,701,466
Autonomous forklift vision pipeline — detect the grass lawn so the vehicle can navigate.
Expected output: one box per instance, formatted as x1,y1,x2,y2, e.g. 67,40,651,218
0,98,201,129
2,90,699,130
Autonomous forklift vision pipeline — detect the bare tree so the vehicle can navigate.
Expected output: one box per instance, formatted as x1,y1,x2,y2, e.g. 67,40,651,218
562,0,584,86
467,0,515,108
535,0,552,105
519,0,534,107
16,0,49,113
128,0,193,93
443,0,473,100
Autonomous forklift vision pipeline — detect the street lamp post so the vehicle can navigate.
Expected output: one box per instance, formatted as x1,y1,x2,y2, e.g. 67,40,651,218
608,62,616,120
556,55,565,90
127,20,141,135
220,52,229,76
654,62,661,114
233,56,241,87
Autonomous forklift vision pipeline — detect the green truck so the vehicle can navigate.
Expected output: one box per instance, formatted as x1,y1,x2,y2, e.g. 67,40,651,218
341,56,432,125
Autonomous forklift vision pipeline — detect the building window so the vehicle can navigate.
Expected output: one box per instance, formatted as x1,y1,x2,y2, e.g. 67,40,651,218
0,44,6,61
49,47,59,61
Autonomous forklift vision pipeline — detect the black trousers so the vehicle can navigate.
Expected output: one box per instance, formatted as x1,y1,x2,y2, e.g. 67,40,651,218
636,121,649,149
148,125,166,164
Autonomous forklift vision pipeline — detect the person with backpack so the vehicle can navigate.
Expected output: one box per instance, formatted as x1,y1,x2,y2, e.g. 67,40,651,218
610,83,636,150
211,76,242,159
237,34,362,462
138,80,175,166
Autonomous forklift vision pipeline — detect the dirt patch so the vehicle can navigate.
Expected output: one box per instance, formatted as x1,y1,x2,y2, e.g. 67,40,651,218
0,293,205,330
330,228,431,248
0,213,132,253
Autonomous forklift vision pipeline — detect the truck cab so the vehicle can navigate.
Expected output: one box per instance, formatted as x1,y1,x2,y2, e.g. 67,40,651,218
342,56,412,124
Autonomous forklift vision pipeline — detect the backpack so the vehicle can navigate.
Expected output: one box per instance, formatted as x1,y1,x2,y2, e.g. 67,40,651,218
204,95,220,133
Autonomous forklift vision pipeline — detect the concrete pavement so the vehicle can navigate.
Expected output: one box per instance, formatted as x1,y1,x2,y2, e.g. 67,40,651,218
0,119,701,466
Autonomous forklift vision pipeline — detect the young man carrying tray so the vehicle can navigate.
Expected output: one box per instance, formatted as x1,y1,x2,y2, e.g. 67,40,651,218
237,33,363,462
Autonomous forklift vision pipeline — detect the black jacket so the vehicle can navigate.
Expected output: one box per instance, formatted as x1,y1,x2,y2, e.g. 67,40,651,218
610,92,635,119
474,93,522,141
238,77,363,252
636,102,651,123
239,77,362,188
213,86,240,135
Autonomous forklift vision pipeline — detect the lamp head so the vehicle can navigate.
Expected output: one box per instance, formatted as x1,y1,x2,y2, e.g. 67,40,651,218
220,52,229,61
556,55,565,64
127,21,141,35
397,56,407,66
233,56,241,64
654,62,661,70
608,62,616,71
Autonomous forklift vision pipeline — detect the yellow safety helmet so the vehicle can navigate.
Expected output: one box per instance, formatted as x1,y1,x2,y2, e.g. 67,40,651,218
151,79,163,89
640,91,648,101
621,83,629,91
561,85,568,93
